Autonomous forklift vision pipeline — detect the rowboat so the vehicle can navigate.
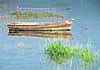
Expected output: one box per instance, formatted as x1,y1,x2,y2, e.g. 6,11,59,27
7,19,74,33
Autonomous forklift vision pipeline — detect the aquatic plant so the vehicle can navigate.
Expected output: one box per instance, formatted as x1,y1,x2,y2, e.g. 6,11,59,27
10,11,64,19
44,41,76,70
44,41,98,70
45,41,68,64
45,43,83,64
80,48,96,66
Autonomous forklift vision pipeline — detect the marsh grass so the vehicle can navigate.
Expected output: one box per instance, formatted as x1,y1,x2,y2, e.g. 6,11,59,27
44,41,99,70
80,48,95,66
10,11,64,19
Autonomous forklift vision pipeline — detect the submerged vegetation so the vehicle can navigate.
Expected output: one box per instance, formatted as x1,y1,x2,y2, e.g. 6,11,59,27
44,41,98,70
10,11,64,19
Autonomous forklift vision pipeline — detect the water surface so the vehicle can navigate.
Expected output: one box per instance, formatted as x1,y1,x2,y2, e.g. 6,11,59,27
0,0,100,70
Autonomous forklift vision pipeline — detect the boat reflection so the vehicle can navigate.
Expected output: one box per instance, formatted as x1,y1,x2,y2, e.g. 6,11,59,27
8,31,72,39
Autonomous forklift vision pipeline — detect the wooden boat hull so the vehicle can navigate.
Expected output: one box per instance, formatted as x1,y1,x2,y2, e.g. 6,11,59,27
7,19,74,39
7,20,74,32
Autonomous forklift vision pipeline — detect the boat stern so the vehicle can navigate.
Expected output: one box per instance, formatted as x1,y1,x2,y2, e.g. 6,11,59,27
64,18,75,29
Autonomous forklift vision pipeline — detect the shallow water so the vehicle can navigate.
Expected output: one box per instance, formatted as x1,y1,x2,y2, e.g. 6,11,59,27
0,0,100,70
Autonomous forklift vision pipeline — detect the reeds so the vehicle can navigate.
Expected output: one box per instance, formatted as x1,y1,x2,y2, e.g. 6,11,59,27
44,41,99,70
10,11,64,19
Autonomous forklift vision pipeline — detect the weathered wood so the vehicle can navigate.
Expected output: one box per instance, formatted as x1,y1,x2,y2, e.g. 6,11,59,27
7,19,74,39
7,19,74,31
